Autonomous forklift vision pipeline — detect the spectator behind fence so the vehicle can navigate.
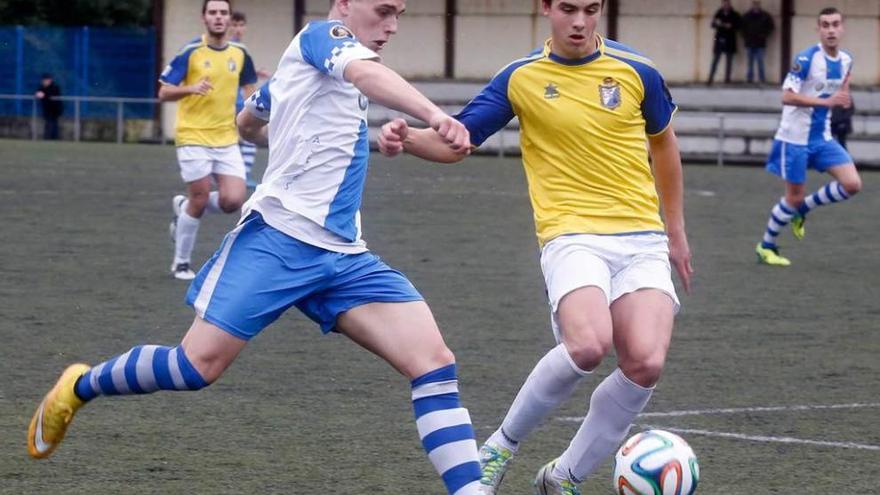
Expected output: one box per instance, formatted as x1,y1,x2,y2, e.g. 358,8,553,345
708,0,741,85
741,0,775,84
831,96,855,150
35,73,63,140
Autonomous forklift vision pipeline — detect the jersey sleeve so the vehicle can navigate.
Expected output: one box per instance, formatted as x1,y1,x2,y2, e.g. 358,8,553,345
454,66,518,147
298,21,379,81
159,46,195,86
239,50,258,86
245,80,271,121
641,67,677,136
782,52,812,92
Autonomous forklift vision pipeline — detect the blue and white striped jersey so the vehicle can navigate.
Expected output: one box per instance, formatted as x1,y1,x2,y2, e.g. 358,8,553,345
242,20,379,253
774,44,853,145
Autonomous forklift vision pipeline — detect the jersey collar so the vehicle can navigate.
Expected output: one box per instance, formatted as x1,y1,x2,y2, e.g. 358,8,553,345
201,33,229,52
544,35,605,66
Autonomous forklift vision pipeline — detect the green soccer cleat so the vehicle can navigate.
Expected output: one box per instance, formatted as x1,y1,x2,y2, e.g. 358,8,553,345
28,363,90,459
791,215,806,240
534,459,581,495
755,243,791,266
478,441,515,494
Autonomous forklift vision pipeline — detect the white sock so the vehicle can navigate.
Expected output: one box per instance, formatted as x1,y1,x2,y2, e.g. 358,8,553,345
204,191,222,214
496,344,589,448
174,211,200,265
553,368,653,483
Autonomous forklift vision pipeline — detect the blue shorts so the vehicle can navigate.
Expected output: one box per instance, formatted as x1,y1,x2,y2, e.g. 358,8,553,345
765,139,852,184
185,213,424,339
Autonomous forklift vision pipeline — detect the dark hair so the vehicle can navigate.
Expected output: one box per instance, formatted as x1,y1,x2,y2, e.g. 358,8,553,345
231,11,246,22
818,7,843,21
202,0,231,14
542,0,604,6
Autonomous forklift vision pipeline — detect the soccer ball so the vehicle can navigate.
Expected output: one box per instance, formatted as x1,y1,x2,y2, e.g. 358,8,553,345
612,429,700,495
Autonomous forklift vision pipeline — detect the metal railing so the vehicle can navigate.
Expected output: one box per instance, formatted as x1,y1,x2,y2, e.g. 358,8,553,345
0,94,161,144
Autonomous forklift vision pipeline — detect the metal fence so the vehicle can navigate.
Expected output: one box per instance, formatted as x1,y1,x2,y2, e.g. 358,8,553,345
0,94,161,143
0,26,157,118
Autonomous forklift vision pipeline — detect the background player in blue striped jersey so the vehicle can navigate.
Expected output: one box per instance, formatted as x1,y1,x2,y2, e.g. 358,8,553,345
161,0,258,280
28,2,484,493
379,1,692,493
230,10,270,189
755,7,861,266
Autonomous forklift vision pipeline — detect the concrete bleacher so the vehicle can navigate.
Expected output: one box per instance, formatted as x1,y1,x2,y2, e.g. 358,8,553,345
369,82,880,168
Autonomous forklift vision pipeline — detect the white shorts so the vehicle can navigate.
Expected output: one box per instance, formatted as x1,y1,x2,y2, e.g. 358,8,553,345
541,233,680,341
176,145,246,183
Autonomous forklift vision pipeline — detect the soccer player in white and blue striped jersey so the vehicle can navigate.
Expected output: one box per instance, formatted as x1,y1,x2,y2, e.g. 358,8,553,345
756,7,862,266
27,2,483,493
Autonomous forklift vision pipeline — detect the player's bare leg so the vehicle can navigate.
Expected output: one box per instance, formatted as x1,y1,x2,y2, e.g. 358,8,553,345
28,316,245,459
338,301,482,494
792,163,860,241
551,289,673,488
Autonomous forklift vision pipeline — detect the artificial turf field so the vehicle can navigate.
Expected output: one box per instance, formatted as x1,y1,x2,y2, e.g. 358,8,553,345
0,140,877,494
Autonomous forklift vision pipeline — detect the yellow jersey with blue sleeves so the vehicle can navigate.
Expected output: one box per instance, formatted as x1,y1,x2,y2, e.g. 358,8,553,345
160,35,257,147
456,37,677,246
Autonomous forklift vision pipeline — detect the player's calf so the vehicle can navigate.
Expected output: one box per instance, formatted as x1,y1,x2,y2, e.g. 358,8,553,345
412,363,482,494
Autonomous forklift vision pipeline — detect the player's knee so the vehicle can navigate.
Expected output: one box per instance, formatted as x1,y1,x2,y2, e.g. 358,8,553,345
219,197,243,213
784,193,805,208
564,337,610,372
400,345,455,381
841,177,862,196
184,351,229,385
187,192,210,214
619,354,666,388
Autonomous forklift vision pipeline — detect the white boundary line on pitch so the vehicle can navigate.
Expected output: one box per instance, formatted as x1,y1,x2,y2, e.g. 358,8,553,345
637,425,880,451
557,403,880,451
558,402,880,421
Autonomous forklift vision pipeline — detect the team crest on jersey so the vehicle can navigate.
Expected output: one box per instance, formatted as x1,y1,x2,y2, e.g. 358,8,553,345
228,58,237,72
330,25,354,39
203,60,212,69
544,83,560,99
599,77,621,110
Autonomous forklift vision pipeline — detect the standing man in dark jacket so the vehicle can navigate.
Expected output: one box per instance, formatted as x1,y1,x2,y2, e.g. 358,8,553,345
741,0,775,84
35,73,63,140
708,0,741,85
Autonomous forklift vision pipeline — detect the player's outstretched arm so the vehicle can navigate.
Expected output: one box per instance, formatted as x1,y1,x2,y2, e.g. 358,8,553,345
648,127,693,294
379,119,470,164
345,60,470,153
236,108,268,146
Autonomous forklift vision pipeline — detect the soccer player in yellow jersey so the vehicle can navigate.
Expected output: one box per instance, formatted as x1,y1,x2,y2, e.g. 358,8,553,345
379,1,693,493
159,0,258,280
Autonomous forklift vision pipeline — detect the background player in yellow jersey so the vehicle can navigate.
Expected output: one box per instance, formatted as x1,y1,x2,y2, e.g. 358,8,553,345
160,0,258,280
379,1,692,493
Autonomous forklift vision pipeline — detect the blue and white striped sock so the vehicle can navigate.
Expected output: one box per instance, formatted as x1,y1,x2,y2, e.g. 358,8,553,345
412,364,481,495
75,345,208,401
762,198,797,249
798,181,851,217
240,141,256,179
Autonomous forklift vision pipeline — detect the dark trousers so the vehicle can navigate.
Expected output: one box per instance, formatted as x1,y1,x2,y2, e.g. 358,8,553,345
43,118,60,140
833,131,849,150
746,47,766,83
708,51,734,84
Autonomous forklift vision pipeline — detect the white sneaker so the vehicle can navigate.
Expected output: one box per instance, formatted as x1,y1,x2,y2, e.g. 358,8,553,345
534,460,580,495
170,262,195,281
169,194,186,242
478,441,515,494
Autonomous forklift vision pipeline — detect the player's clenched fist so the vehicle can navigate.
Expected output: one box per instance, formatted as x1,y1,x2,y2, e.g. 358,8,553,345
190,78,214,96
429,113,471,153
379,118,408,157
